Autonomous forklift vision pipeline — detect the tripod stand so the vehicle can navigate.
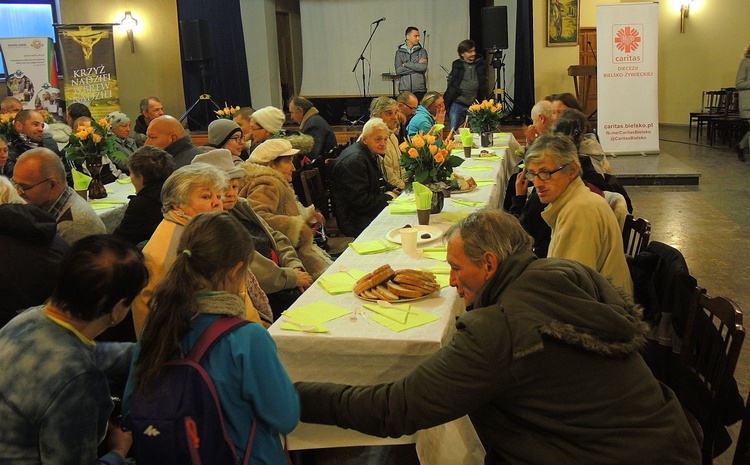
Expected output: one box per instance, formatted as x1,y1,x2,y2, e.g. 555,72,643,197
179,60,221,129
348,20,384,128
490,49,531,124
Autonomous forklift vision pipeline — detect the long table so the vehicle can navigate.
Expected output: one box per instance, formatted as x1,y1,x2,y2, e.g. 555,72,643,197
268,133,519,465
88,179,135,233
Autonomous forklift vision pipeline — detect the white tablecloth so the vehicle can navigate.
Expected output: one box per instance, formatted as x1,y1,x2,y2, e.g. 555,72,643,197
90,179,135,233
268,134,518,464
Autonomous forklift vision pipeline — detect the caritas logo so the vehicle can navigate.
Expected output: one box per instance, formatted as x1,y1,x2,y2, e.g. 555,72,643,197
612,24,643,63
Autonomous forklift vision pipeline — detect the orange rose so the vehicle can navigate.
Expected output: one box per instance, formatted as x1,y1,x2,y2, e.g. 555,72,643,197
424,135,436,145
429,144,438,155
92,133,102,143
75,130,88,140
446,139,455,151
399,141,410,153
412,135,425,148
435,150,447,163
408,147,419,158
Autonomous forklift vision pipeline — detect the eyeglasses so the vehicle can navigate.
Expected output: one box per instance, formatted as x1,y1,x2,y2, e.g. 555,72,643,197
229,134,244,142
402,102,417,111
11,177,51,195
524,164,570,181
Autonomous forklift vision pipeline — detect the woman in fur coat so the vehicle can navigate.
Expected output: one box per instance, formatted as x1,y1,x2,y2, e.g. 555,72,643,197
241,139,332,279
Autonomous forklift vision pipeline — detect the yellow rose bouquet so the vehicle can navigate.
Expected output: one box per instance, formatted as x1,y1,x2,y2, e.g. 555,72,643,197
215,105,241,120
0,113,14,138
64,118,126,164
467,99,503,134
399,132,464,189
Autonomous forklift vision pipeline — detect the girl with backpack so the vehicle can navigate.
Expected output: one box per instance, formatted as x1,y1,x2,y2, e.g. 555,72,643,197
123,211,299,464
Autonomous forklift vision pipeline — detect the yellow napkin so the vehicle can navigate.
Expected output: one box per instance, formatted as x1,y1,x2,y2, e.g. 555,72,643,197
116,177,132,184
439,211,471,223
421,245,447,262
389,204,417,214
279,301,351,332
317,269,367,295
413,182,432,210
71,169,91,191
90,199,127,205
476,155,502,161
432,124,445,136
349,240,400,255
459,128,474,147
90,203,122,210
464,165,493,172
362,302,410,324
474,179,496,187
422,264,450,274
389,193,415,204
452,199,486,208
363,303,441,332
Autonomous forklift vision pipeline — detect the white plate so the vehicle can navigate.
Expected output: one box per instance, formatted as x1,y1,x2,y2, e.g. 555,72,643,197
354,289,439,303
450,186,477,194
385,225,443,245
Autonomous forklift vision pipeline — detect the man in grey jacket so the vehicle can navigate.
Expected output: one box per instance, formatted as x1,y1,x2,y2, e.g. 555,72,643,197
295,210,700,465
394,27,427,101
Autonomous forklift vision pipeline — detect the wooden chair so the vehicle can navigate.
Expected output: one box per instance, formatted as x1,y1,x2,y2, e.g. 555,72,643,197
691,90,728,141
678,288,745,464
622,214,651,258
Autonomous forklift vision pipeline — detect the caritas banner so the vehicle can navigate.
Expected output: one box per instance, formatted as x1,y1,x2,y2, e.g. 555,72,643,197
55,24,120,121
596,3,659,154
0,37,63,119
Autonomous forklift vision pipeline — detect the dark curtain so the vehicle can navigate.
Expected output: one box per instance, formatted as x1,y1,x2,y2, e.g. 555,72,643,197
512,1,534,122
471,0,534,124
177,0,252,131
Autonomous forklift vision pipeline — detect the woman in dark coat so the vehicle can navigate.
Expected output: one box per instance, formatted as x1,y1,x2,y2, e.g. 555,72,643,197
113,146,175,246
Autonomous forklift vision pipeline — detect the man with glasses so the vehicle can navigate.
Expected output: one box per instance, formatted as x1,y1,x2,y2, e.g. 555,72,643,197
12,148,105,244
523,133,632,295
396,91,418,143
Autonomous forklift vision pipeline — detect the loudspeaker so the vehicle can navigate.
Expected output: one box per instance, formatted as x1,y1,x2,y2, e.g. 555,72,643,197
481,6,509,51
180,20,212,62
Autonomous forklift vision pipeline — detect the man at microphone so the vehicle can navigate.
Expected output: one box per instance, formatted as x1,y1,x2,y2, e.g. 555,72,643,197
394,26,428,102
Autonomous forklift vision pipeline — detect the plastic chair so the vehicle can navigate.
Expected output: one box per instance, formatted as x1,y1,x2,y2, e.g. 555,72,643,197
678,288,745,464
622,214,651,258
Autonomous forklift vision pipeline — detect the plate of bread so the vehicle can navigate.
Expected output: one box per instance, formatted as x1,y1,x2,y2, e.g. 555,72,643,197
450,174,477,193
385,225,443,245
353,265,440,302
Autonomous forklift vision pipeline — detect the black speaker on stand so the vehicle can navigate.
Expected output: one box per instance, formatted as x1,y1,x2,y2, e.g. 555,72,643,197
481,6,531,124
179,19,219,130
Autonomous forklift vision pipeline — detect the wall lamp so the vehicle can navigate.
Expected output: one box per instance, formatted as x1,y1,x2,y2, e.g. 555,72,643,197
680,1,692,34
120,11,138,53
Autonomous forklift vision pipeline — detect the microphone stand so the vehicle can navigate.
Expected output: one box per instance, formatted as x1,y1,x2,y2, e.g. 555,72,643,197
349,20,383,128
586,41,598,121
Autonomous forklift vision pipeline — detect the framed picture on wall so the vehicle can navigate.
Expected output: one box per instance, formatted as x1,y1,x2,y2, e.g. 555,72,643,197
547,0,579,47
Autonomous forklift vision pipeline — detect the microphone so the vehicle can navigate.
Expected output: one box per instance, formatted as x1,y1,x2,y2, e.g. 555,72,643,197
423,30,427,36
372,17,386,24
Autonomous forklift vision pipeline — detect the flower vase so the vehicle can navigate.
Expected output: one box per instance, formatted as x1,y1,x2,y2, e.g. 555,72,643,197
430,188,444,214
480,132,493,148
86,156,108,199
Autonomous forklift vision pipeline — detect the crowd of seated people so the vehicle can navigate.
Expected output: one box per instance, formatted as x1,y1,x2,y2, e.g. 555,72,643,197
0,79,701,465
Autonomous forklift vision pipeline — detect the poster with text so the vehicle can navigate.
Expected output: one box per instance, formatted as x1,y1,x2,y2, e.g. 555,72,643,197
55,24,120,121
0,37,63,119
596,3,659,154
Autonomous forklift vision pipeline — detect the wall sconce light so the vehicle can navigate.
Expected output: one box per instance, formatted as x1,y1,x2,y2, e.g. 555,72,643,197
680,1,692,33
120,11,138,53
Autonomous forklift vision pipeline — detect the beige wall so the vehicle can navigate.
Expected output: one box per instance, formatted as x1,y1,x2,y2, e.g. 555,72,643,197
59,0,186,122
533,0,750,124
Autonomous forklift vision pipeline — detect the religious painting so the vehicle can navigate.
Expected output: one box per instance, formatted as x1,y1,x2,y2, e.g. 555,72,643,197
547,0,579,47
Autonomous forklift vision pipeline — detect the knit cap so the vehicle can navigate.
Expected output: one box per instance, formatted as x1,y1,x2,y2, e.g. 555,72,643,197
248,139,299,164
251,106,286,134
192,149,245,179
106,111,130,128
208,119,242,147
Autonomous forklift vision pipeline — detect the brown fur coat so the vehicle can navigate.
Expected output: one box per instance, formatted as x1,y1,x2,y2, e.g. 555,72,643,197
240,162,332,278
